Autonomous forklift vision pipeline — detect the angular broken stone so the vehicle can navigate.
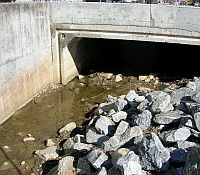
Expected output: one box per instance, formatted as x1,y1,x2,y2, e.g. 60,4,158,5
45,139,55,147
153,110,184,125
137,99,152,112
47,156,75,175
111,111,127,123
62,137,75,154
73,143,93,151
177,141,200,150
76,156,92,175
87,149,108,169
114,96,128,111
95,167,107,175
59,122,76,134
125,90,139,108
191,92,200,103
138,133,170,171
184,146,200,175
149,91,173,113
131,110,152,130
116,151,143,175
168,147,188,162
86,128,110,146
95,116,115,135
170,87,195,106
179,115,196,129
34,146,58,161
193,112,200,131
160,127,191,143
73,134,85,143
97,102,116,115
111,148,130,166
115,121,129,136
103,126,142,151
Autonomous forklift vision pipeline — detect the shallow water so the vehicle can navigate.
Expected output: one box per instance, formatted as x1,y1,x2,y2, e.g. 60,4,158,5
0,74,165,175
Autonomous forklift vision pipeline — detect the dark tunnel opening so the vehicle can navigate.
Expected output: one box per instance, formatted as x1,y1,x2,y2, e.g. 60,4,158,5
68,37,200,82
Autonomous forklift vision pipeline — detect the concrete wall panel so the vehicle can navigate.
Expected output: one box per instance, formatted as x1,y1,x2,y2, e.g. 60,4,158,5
0,3,53,124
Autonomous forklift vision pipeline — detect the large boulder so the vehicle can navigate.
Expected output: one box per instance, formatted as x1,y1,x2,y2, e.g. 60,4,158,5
184,146,200,175
137,133,170,171
116,151,143,175
149,91,173,113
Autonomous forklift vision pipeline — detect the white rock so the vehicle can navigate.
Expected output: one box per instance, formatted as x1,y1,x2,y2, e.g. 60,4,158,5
23,137,35,142
111,111,127,123
115,74,123,82
138,76,148,81
20,161,25,165
34,146,58,161
45,139,55,147
59,122,76,133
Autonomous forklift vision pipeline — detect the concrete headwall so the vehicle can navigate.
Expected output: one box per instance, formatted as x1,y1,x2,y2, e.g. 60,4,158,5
0,3,53,124
50,3,200,45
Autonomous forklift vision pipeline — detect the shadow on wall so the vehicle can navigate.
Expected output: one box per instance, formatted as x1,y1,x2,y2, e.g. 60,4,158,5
67,37,200,82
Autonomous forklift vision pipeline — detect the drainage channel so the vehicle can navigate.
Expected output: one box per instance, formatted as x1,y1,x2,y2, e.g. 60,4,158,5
0,39,199,175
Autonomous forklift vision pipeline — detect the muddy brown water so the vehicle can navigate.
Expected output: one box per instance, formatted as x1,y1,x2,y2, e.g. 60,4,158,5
0,73,179,175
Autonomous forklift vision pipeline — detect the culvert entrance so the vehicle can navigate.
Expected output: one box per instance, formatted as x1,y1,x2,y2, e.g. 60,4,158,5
65,37,200,82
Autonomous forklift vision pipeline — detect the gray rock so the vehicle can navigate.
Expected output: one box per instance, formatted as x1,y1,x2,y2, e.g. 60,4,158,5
86,128,110,146
115,121,129,136
62,138,75,154
47,156,75,175
160,127,191,143
95,116,115,135
170,87,195,106
137,99,152,112
177,141,200,150
153,110,184,125
131,110,152,130
111,148,130,166
87,149,108,169
73,143,93,151
103,126,142,151
164,167,184,175
108,167,122,175
191,92,200,103
138,133,170,171
76,157,92,175
149,91,173,113
114,96,128,111
125,90,139,108
186,81,196,91
116,151,143,175
107,95,117,102
181,101,200,115
95,167,107,175
189,128,200,138
184,146,200,175
34,146,58,161
194,112,200,131
97,102,116,115
168,147,188,162
111,111,127,123
179,115,196,129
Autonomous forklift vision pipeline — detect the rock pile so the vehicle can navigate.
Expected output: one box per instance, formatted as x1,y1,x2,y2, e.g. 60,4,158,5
34,77,200,175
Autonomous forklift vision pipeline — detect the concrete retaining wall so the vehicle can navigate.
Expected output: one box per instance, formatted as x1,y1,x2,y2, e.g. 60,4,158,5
0,3,53,124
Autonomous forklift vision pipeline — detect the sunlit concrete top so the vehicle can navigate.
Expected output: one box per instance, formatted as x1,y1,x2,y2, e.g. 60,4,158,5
50,3,200,45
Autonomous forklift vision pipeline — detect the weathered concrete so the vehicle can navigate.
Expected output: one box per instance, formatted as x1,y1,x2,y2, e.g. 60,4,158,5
50,3,200,84
1,2,200,123
0,3,53,124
